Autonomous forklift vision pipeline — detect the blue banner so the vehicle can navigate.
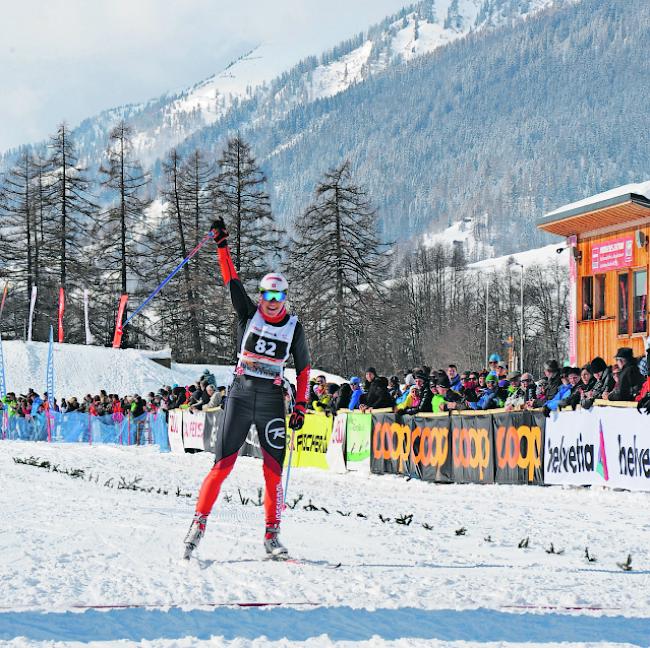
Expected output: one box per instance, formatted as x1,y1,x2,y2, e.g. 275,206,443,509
0,411,169,450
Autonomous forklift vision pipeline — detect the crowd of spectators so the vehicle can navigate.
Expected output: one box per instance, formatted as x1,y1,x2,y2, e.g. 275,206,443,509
0,369,228,422
3,347,648,426
307,345,650,418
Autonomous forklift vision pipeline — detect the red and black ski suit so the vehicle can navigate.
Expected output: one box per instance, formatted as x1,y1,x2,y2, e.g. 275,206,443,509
195,244,311,528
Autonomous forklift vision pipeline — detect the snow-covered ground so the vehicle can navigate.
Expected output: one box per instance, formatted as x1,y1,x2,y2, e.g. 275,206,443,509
0,340,343,399
1,440,649,646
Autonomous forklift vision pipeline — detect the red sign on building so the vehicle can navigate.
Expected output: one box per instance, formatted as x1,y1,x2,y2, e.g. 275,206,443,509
591,236,634,272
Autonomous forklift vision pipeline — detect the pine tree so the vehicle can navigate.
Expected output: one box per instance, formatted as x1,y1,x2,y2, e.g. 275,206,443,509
97,121,151,346
156,149,202,356
45,123,97,291
292,160,389,374
0,151,39,320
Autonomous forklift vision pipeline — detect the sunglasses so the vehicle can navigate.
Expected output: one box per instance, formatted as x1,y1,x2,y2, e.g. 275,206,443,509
261,290,287,302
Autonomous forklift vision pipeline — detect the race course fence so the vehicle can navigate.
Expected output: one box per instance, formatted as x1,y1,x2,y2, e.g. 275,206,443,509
3,401,648,492
1,411,169,450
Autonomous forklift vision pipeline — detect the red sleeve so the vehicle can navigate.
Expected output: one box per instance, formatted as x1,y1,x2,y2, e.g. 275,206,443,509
296,365,311,405
217,246,238,285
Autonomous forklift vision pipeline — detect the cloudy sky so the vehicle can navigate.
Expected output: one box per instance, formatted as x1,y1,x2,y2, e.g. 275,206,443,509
0,0,410,153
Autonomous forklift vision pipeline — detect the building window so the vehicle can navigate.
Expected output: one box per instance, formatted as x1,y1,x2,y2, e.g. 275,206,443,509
618,273,629,335
581,276,593,320
594,274,606,319
633,269,647,334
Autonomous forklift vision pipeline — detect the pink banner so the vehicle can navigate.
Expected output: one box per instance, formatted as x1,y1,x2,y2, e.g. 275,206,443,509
591,237,634,272
58,288,65,343
112,294,129,349
568,235,577,367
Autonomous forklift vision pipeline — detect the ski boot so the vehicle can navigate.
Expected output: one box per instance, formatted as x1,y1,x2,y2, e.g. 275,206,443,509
183,513,207,560
264,524,288,560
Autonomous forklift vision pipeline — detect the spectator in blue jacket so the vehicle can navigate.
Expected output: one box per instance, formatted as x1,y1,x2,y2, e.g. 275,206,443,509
468,373,500,410
348,376,364,410
446,364,462,391
543,367,580,415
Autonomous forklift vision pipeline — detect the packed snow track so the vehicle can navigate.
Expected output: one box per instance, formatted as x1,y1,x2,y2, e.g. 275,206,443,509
1,441,649,647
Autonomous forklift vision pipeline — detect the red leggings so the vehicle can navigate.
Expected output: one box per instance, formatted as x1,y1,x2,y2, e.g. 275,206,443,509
195,449,283,527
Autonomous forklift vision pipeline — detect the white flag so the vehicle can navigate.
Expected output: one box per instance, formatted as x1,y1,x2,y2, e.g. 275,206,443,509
84,289,94,345
27,285,37,342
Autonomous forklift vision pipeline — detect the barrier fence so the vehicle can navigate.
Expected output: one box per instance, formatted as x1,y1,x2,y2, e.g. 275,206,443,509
1,411,169,450
4,401,648,492
167,405,650,492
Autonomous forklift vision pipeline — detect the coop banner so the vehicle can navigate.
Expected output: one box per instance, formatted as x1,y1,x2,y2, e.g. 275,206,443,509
182,410,205,451
492,411,545,484
345,412,372,471
285,413,331,470
450,414,494,483
371,413,452,482
167,410,184,454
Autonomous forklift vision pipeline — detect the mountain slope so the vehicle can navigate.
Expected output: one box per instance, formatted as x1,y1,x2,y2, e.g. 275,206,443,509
180,0,647,255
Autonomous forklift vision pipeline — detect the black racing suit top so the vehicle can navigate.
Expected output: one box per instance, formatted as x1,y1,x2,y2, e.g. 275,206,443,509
218,245,311,402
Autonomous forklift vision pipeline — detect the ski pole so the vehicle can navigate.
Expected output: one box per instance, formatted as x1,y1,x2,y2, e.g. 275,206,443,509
283,426,297,509
122,230,215,329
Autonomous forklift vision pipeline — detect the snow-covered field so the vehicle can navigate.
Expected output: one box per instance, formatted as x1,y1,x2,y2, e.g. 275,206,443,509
1,440,649,647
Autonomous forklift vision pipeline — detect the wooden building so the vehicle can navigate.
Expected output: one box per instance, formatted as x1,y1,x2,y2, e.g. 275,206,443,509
537,181,650,366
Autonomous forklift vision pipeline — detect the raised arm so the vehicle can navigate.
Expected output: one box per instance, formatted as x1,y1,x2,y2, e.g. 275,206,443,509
212,219,256,323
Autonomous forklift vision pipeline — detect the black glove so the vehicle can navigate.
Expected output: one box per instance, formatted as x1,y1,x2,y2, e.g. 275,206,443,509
289,402,306,430
210,218,229,248
542,405,551,418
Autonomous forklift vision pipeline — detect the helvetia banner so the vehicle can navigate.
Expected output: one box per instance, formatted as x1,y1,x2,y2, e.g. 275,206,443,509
371,413,452,482
546,407,650,491
492,411,545,484
545,408,604,487
450,414,494,483
345,412,372,471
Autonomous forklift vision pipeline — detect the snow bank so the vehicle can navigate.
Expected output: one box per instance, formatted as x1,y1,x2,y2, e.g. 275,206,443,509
0,341,342,398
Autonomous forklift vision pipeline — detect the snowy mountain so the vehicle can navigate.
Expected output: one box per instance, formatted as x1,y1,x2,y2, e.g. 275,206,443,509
1,0,599,259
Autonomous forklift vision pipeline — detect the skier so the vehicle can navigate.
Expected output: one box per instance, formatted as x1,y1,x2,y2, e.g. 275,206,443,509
183,218,310,560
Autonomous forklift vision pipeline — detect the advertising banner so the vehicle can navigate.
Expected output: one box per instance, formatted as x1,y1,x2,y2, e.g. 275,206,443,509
591,236,634,272
493,411,544,484
182,410,206,451
167,409,184,454
544,408,602,487
112,294,129,349
202,409,224,455
597,408,650,492
326,413,347,473
58,287,65,343
371,413,452,482
411,415,453,482
450,414,494,483
345,412,372,471
287,413,331,470
371,412,411,476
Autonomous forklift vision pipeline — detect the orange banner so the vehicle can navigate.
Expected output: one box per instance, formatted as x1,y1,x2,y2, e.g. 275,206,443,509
112,294,129,348
58,288,65,343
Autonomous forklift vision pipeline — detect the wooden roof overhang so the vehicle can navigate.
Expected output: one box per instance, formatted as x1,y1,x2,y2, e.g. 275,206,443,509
537,194,650,237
